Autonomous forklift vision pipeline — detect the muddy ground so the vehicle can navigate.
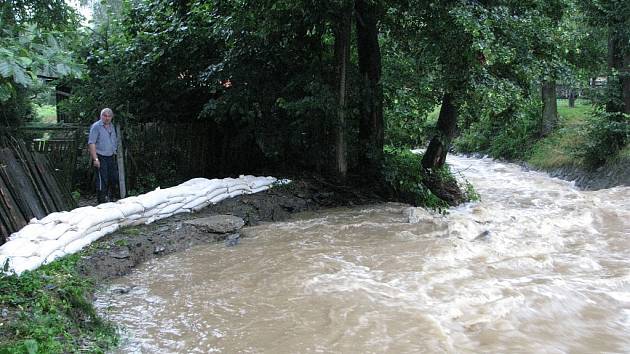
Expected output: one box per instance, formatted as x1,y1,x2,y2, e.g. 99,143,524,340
77,178,383,282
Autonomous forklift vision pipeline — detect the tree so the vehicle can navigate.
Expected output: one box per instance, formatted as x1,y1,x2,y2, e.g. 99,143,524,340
0,0,81,125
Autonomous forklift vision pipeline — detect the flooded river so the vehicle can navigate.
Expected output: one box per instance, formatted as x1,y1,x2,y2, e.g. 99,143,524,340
94,155,630,353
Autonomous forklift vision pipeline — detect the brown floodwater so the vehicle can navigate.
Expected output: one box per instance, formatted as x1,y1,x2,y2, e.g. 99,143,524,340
94,155,630,353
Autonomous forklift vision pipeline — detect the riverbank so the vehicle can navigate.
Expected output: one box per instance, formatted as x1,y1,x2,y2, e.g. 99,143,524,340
0,177,383,353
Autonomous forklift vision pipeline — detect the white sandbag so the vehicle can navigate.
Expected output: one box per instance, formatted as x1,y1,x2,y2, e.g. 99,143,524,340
227,183,250,193
7,256,44,274
152,212,174,222
116,201,145,217
83,220,120,238
34,239,65,259
43,250,66,265
8,223,48,241
210,193,229,204
75,209,123,232
57,229,85,246
164,185,199,198
250,186,270,194
63,224,119,254
192,201,212,212
157,202,184,215
39,223,75,241
182,196,207,210
228,189,245,198
180,178,211,187
38,211,74,225
248,179,274,189
207,187,228,199
0,254,8,269
0,238,37,257
66,206,99,225
138,188,170,209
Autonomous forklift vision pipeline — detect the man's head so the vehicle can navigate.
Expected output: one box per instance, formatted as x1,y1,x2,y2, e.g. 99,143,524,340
100,108,114,125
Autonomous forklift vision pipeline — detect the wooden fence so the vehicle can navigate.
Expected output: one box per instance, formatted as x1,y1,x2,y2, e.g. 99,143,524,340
0,136,76,244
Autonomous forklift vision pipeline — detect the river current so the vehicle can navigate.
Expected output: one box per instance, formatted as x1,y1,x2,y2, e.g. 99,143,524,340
94,155,630,353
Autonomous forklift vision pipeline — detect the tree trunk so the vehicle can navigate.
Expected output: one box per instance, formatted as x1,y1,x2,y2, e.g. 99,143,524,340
541,80,558,136
421,93,457,170
333,8,351,179
606,31,624,113
355,0,383,177
623,52,630,114
568,88,576,108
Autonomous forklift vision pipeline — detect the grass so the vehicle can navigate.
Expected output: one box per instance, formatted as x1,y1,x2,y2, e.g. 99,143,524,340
32,104,57,124
527,99,593,169
0,254,118,353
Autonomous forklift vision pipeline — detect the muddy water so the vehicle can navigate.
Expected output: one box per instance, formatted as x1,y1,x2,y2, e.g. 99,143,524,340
94,155,630,353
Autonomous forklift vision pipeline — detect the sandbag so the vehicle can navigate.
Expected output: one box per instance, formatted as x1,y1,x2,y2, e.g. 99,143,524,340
43,250,66,265
250,186,270,194
158,202,185,215
34,239,65,259
57,229,85,246
38,211,74,225
210,193,229,204
116,201,145,217
0,238,37,257
207,187,228,199
228,189,246,198
7,256,44,274
63,224,119,254
39,223,75,241
8,223,48,241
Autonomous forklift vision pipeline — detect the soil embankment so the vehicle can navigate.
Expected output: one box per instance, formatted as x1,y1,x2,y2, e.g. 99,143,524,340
543,157,630,190
77,179,383,281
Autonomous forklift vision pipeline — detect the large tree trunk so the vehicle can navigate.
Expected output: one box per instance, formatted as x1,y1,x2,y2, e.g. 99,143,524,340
333,8,351,179
421,93,457,170
541,80,558,136
355,0,383,177
606,31,625,113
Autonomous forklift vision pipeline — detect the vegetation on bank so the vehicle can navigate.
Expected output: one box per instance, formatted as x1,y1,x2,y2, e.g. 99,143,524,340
0,255,117,353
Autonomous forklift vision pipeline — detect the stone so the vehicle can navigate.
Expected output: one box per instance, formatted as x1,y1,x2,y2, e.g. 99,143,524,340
184,215,245,234
112,249,130,259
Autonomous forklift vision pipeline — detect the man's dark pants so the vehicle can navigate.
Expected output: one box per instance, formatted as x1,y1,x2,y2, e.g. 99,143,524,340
96,154,118,203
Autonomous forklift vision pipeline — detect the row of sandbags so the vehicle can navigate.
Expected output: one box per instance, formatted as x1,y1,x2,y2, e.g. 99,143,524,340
0,175,287,275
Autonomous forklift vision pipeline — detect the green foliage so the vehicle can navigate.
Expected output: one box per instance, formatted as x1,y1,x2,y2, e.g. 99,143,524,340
0,255,117,353
576,109,630,168
528,99,591,169
382,146,449,210
0,1,82,126
457,96,542,160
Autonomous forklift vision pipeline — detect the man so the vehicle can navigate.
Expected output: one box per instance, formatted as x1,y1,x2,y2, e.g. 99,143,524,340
88,108,119,203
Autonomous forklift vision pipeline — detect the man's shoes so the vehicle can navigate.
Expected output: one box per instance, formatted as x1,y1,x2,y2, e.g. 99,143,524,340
97,191,108,204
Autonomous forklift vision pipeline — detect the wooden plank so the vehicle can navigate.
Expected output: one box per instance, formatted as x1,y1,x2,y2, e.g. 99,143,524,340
11,139,56,214
0,148,46,219
0,171,27,234
33,152,68,211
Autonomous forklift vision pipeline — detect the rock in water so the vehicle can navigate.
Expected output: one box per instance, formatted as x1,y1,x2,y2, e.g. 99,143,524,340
225,233,240,247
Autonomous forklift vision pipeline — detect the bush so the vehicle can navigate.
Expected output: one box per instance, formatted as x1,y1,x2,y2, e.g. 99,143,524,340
382,146,478,210
576,110,630,167
0,255,117,353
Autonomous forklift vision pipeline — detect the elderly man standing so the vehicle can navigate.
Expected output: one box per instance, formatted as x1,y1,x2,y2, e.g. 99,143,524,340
88,108,119,203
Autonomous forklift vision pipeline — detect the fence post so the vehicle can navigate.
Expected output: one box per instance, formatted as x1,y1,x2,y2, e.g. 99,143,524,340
116,124,127,198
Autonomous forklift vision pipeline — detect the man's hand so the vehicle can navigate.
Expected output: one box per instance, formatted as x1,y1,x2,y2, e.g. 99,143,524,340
93,159,100,168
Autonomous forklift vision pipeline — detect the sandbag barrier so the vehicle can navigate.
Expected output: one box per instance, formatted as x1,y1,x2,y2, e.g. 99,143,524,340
0,175,288,275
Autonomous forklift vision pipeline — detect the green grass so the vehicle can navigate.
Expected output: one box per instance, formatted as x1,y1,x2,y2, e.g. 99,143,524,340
0,254,118,353
32,104,57,124
527,99,593,169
